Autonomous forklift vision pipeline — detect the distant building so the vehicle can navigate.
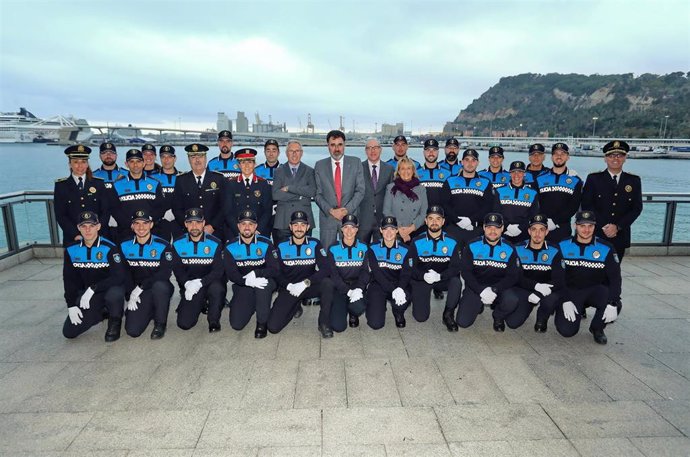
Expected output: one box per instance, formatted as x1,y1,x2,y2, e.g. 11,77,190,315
216,112,232,132
381,122,404,137
236,111,249,133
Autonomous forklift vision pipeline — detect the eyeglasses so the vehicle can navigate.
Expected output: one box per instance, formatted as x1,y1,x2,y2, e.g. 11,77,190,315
365,146,381,151
607,153,625,159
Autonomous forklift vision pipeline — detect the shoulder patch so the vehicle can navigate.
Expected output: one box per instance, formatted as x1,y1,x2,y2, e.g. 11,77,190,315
165,252,172,261
320,248,326,256
113,253,121,263
613,253,620,264
55,177,69,182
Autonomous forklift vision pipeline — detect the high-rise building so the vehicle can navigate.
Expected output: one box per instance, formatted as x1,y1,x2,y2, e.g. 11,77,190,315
236,111,249,133
216,112,232,132
381,122,404,137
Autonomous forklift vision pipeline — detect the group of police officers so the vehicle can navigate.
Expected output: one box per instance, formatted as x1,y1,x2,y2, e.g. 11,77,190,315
55,129,642,344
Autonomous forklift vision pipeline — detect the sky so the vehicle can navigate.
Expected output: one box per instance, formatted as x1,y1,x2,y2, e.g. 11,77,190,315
1,0,688,134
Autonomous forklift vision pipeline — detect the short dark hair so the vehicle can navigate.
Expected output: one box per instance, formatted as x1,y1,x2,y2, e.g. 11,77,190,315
326,130,346,143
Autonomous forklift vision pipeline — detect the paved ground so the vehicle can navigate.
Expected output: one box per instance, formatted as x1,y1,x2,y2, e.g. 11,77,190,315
0,256,688,456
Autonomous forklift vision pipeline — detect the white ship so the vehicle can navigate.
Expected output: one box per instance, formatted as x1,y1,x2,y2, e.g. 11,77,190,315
0,108,93,143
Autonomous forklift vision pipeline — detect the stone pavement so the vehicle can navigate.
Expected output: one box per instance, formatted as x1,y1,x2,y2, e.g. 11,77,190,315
0,256,688,456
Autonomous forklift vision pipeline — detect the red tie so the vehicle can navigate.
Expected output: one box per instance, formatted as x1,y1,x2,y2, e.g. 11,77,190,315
335,161,342,207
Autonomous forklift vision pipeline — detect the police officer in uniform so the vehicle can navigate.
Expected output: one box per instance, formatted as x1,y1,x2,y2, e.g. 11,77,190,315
223,210,279,338
479,146,511,189
322,215,369,332
496,160,540,244
456,213,520,332
173,143,227,241
153,145,183,242
417,139,450,208
225,148,273,238
170,208,226,332
536,143,582,243
92,142,126,189
54,145,109,245
255,139,281,185
208,130,241,180
120,209,174,339
366,216,412,329
525,143,550,186
514,214,565,332
268,211,330,337
556,210,622,344
408,205,463,328
441,148,497,249
439,138,461,175
386,135,422,170
142,143,162,176
62,211,125,341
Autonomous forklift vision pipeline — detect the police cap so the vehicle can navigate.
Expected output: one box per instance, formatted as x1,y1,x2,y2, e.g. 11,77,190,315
341,214,359,227
551,142,569,154
184,143,209,156
393,135,407,144
218,130,232,140
64,144,92,159
290,211,309,224
77,210,99,226
488,146,504,157
235,148,258,161
423,139,439,150
529,143,545,154
529,213,548,227
426,205,445,217
126,149,144,161
603,140,630,156
264,139,279,148
575,210,596,225
99,142,116,153
131,209,152,222
238,209,257,223
509,160,526,172
159,145,176,156
445,138,460,147
484,212,504,227
184,208,205,222
142,143,156,154
381,215,398,229
462,148,479,160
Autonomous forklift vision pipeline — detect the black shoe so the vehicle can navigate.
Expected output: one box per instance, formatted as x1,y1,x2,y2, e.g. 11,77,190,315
349,314,360,328
493,319,505,332
150,323,166,340
393,312,406,328
534,320,548,333
208,322,221,333
302,298,311,306
105,318,121,342
310,297,321,307
318,323,333,338
582,309,587,319
255,322,267,339
442,308,458,332
433,290,445,300
201,302,209,315
101,309,110,322
590,328,607,345
293,305,303,319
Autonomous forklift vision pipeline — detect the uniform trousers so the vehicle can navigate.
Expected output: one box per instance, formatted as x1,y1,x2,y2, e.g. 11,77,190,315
125,280,174,337
555,285,608,337
229,279,277,330
410,276,462,322
320,278,366,333
176,279,226,330
267,283,322,334
365,281,409,330
63,286,125,339
456,287,519,328
511,288,561,328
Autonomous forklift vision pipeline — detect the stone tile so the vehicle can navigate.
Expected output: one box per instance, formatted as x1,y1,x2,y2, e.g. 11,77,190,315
294,359,346,408
656,294,690,313
542,401,681,438
573,355,662,401
360,324,408,358
0,300,63,329
322,444,387,456
448,440,514,456
97,326,197,362
629,437,690,457
436,404,563,441
183,359,254,409
275,328,321,360
0,326,50,361
391,357,455,407
322,407,444,445
476,326,538,355
0,412,92,452
435,356,508,405
129,451,195,457
522,354,610,402
401,323,493,358
385,443,452,456
570,438,645,457
509,439,579,456
5,328,112,362
0,361,68,412
233,328,281,359
646,400,690,436
0,278,61,300
9,450,128,457
320,330,364,359
608,352,690,400
257,446,319,457
70,409,208,449
650,352,690,379
621,294,690,319
479,355,558,403
187,329,243,360
344,358,401,407
617,318,690,353
192,449,258,457
0,361,19,379
198,409,321,448
242,359,298,410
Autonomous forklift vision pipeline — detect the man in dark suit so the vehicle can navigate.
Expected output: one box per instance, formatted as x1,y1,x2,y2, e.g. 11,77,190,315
225,148,273,238
358,138,394,243
172,143,227,241
314,130,366,249
272,140,316,244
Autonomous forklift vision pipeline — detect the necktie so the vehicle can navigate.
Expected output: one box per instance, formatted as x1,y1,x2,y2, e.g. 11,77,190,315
612,174,618,186
196,176,202,188
291,167,297,177
77,177,83,191
245,178,250,188
371,165,378,189
335,161,342,207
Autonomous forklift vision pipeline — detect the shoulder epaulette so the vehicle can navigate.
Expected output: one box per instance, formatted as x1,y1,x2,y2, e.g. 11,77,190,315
55,176,69,183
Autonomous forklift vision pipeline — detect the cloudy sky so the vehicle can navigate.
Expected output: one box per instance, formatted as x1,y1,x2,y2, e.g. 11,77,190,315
1,0,688,133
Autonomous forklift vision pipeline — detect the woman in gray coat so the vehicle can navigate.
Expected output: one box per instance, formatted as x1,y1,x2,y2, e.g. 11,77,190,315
383,157,428,242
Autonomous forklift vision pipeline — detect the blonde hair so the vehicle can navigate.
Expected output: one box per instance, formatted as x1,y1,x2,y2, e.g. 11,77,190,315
394,157,418,180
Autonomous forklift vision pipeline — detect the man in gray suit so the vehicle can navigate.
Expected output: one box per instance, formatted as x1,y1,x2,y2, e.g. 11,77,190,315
358,138,394,243
272,140,316,245
314,130,366,249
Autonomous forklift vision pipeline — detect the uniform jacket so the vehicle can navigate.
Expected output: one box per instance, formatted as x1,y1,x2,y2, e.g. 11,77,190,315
54,175,109,244
225,175,273,237
172,171,226,235
119,235,173,295
223,234,279,285
63,236,124,307
367,240,412,292
461,236,519,294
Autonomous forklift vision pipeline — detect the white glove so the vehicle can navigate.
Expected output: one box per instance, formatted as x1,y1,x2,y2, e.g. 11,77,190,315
563,301,578,322
602,304,618,323
243,270,257,286
108,215,118,227
423,270,441,284
126,297,139,311
163,209,175,222
126,286,143,311
184,279,203,300
253,277,269,289
456,216,472,230
528,293,540,304
506,224,521,237
391,287,406,306
288,281,308,297
272,204,277,216
79,287,95,310
347,288,364,303
534,283,553,297
479,287,497,305
547,218,559,231
68,306,83,325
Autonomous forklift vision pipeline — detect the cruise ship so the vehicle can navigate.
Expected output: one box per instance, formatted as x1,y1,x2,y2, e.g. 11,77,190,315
0,107,93,143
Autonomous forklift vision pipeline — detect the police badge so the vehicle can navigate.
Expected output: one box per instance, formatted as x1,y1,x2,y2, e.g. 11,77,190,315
150,249,157,258
566,178,572,184
147,183,153,191
89,187,96,194
395,253,402,261
306,247,313,256
593,251,601,259
358,250,363,258
256,248,263,256
441,246,448,254
625,185,632,193
211,182,217,189
439,173,445,179
541,253,549,262
96,251,103,260
475,181,482,187
499,251,507,259
204,246,210,254
254,190,261,198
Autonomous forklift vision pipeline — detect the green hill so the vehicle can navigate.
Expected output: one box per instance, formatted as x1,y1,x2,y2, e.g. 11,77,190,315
443,72,690,138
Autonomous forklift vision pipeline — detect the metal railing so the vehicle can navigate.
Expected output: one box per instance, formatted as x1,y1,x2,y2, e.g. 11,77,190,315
1,190,689,260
